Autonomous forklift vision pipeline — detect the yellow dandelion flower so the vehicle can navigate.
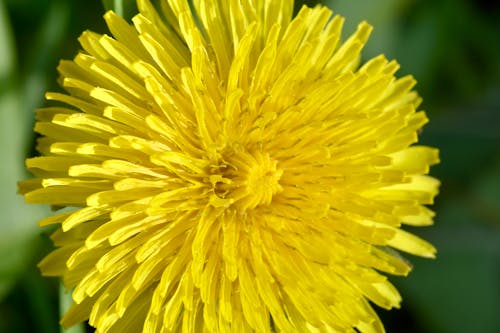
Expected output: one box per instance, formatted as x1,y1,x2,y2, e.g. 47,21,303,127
19,0,440,332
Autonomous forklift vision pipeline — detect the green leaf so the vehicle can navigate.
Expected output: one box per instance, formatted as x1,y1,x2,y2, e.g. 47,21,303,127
22,0,70,126
24,269,59,333
0,0,49,300
102,0,138,21
0,0,16,83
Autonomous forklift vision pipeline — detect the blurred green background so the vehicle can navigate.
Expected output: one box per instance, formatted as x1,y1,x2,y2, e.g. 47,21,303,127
0,0,499,332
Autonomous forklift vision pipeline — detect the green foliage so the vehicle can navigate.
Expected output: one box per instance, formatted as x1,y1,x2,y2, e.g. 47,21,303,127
102,0,138,21
0,0,48,302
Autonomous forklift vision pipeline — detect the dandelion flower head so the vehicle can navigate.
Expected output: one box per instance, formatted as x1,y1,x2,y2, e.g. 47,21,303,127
19,0,440,332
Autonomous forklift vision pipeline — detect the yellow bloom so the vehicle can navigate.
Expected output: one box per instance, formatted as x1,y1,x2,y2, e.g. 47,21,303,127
19,0,440,332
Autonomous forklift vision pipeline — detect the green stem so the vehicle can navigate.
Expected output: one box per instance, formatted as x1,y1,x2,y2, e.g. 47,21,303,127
0,0,16,86
102,0,138,20
59,284,86,333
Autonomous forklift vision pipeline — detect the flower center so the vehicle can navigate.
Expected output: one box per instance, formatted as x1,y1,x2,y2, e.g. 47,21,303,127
210,149,283,210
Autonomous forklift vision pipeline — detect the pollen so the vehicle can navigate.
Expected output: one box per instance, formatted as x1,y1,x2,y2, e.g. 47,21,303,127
223,149,283,210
